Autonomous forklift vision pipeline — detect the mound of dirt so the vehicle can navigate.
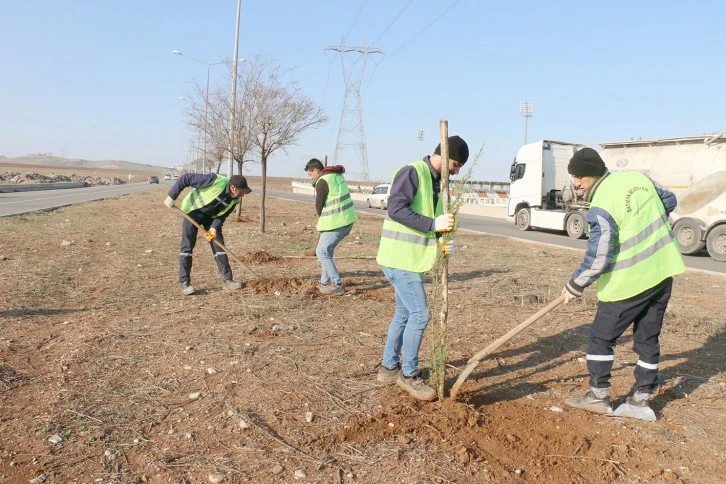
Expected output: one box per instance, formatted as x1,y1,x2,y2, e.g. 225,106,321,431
245,276,309,294
241,251,280,263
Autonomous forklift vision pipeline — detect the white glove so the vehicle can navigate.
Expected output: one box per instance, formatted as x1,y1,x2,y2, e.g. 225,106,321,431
438,237,454,256
164,196,175,209
433,213,455,232
563,283,582,304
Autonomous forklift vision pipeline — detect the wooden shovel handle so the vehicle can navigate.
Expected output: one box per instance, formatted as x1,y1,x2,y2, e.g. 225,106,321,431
450,293,565,400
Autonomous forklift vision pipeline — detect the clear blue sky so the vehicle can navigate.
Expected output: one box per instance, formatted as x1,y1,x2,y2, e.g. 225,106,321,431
1,1,723,182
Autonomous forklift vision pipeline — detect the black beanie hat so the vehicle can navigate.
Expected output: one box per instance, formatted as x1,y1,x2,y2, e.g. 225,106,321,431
434,135,469,164
568,148,607,177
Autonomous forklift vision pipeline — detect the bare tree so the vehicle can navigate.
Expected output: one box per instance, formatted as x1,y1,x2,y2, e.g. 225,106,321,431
242,57,328,232
183,56,327,229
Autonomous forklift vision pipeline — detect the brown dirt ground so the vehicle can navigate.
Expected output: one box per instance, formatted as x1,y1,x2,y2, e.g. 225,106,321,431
0,187,724,483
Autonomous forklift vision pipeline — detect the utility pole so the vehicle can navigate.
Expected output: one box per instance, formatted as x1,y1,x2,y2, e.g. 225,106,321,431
228,0,242,177
326,44,383,182
520,100,533,144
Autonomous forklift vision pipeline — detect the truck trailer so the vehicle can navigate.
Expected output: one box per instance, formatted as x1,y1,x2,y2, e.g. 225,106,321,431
507,135,726,261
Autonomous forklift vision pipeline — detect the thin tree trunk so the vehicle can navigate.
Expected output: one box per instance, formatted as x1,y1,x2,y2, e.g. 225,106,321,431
236,160,244,218
437,120,450,399
260,160,267,233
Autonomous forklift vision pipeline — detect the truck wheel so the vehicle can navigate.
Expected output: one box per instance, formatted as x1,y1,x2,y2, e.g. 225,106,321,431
516,207,531,231
367,198,372,208
673,219,706,255
706,225,726,262
566,213,586,239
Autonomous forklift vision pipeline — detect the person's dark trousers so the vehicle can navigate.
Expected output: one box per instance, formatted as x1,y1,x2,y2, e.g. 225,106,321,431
178,218,234,284
586,277,673,394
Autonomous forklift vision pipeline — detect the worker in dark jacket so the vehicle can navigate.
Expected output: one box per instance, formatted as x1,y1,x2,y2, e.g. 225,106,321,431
164,173,251,295
304,158,358,295
562,148,685,421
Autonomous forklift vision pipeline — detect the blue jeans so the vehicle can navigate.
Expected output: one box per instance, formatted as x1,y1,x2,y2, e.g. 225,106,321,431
316,224,353,286
381,266,429,377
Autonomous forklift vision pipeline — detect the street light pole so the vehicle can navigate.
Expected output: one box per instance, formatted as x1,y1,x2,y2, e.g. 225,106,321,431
519,100,534,144
228,0,243,177
173,50,245,175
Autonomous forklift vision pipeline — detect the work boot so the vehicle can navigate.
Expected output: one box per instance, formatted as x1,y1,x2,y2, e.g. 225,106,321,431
397,373,436,401
610,396,657,422
319,283,344,295
181,282,196,296
222,280,242,291
376,365,400,384
564,390,613,415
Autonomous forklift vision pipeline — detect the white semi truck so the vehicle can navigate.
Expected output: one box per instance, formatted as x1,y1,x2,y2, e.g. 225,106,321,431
507,135,726,261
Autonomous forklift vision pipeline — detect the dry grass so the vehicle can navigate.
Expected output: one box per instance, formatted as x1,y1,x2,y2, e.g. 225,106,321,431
0,188,724,482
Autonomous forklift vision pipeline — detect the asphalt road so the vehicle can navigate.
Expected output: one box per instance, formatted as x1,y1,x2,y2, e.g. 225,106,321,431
0,182,165,217
1,185,722,274
264,189,725,275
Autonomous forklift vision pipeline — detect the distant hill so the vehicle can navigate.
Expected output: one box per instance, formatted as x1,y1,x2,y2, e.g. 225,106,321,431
0,155,165,173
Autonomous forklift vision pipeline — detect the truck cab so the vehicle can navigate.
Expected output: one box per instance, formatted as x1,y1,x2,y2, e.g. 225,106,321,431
164,173,171,181
508,140,589,238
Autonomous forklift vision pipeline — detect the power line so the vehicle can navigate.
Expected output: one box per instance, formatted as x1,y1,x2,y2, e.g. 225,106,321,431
373,0,414,45
383,0,466,64
344,0,368,41
363,0,466,97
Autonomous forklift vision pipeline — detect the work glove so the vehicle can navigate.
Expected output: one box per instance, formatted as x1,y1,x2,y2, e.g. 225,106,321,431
164,196,175,209
438,237,454,256
204,228,217,242
563,282,582,304
433,213,455,232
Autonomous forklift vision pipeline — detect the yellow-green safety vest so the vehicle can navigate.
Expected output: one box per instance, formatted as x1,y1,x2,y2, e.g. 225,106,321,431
591,171,685,301
376,161,442,272
180,175,239,218
316,173,358,231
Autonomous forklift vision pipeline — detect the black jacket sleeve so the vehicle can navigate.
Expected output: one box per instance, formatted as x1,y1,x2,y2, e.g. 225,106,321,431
314,178,329,216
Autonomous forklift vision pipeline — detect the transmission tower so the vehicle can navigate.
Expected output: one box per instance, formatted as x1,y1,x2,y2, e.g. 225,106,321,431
326,44,383,182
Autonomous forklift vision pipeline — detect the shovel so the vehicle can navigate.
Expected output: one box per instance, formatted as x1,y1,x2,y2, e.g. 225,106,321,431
173,206,267,281
450,293,565,400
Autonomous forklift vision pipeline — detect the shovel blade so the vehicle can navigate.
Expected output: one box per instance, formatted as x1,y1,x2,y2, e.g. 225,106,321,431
609,402,657,422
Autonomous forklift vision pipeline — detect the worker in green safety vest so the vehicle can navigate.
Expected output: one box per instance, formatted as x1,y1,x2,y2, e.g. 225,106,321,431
164,173,252,296
375,135,469,401
304,159,358,295
562,147,685,421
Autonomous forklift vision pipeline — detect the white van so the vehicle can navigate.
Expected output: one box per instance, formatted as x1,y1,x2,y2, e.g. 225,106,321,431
367,184,391,209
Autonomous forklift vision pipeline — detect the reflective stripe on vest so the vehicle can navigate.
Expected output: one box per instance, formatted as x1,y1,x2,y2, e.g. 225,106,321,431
590,171,685,301
316,173,358,231
180,175,239,218
376,160,442,272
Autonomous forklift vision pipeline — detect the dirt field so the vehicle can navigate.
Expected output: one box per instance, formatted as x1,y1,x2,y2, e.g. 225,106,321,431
0,187,724,483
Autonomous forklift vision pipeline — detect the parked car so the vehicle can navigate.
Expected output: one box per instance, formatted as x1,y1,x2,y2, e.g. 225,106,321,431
148,176,159,184
367,183,391,209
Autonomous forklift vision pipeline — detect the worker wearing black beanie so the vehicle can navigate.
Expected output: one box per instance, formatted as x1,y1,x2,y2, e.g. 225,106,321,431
435,135,469,165
568,147,607,177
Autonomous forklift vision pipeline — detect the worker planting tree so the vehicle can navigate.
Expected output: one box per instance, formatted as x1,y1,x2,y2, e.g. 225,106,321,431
375,135,468,401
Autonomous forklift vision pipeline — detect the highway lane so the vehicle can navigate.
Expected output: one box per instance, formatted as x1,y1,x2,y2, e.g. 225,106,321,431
264,189,724,275
1,185,722,274
0,182,165,217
